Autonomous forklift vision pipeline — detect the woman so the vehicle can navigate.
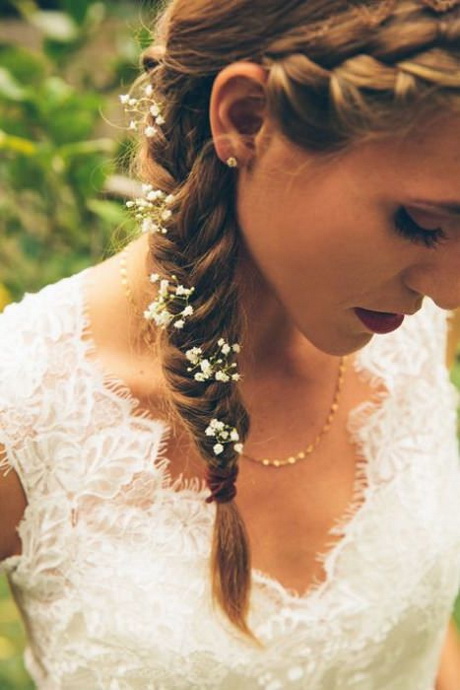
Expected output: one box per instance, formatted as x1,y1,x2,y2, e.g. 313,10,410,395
1,0,460,687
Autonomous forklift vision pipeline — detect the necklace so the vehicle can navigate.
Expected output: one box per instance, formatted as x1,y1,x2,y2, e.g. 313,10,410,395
242,356,347,467
120,244,150,319
120,244,347,468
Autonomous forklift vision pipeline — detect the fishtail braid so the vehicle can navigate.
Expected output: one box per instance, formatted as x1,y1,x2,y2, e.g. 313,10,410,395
135,61,256,640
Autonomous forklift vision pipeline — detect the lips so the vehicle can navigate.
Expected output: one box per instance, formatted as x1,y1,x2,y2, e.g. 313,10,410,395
354,308,405,335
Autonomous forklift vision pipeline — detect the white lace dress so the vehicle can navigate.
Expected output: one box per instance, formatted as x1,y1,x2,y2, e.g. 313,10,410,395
1,268,460,690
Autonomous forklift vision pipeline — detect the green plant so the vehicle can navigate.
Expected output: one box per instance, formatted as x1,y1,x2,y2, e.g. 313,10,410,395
0,0,155,300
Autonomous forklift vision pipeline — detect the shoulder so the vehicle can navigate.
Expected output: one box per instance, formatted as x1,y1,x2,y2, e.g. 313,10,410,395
0,270,88,406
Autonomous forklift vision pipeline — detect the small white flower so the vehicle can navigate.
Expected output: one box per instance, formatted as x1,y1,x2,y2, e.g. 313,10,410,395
159,312,173,327
205,425,216,437
142,183,153,194
165,194,175,205
149,273,160,283
182,305,194,317
141,218,154,234
232,373,241,382
232,344,241,353
194,373,207,382
144,84,153,97
159,279,170,296
217,338,225,347
129,120,137,131
156,115,166,126
200,359,212,375
234,443,244,454
161,209,172,221
174,319,185,329
146,190,159,201
125,200,135,208
230,429,240,442
215,371,230,382
150,104,161,117
213,443,224,455
128,97,138,106
145,126,158,138
119,93,130,104
185,347,202,363
221,343,231,355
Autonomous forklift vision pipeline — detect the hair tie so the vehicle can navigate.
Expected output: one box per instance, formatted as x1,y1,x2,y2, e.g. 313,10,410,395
205,463,239,504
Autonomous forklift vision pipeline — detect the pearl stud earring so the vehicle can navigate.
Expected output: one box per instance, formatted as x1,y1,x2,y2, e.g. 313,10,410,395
226,156,238,168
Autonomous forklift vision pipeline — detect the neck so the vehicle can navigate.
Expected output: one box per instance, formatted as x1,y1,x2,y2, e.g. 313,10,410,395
128,233,338,382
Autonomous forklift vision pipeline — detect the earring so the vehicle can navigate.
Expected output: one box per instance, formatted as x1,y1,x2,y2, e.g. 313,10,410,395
226,156,238,168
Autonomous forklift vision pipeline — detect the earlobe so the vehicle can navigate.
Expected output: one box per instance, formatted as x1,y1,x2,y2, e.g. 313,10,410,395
210,62,268,167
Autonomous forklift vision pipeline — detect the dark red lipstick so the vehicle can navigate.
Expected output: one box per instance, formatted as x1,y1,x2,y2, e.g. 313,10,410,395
354,308,405,335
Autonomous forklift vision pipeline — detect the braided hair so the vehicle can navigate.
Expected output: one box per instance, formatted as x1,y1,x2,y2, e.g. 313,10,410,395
129,0,460,642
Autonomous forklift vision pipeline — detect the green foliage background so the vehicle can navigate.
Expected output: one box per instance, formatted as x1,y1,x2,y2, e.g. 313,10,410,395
0,0,459,687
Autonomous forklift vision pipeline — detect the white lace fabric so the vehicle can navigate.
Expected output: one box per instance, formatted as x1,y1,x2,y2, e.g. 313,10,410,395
0,268,460,690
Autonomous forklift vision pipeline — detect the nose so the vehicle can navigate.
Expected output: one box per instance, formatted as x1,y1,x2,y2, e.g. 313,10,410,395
404,255,460,312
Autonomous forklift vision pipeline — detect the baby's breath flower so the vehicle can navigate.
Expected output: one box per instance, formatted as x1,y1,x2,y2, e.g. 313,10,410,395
125,186,176,236
205,419,243,457
215,371,230,382
185,347,202,364
145,126,158,138
119,94,130,104
185,337,242,384
144,84,153,97
144,274,195,331
182,305,194,317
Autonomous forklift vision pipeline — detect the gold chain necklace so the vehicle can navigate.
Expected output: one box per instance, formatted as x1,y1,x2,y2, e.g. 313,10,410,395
119,244,347,468
242,357,347,467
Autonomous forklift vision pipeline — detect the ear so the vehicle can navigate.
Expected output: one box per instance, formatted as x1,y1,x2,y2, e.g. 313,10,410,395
209,62,269,167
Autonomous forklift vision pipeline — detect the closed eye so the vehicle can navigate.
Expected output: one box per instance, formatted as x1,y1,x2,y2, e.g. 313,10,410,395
393,207,447,249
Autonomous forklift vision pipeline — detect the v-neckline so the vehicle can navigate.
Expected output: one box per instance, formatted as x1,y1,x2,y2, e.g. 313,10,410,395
77,265,394,606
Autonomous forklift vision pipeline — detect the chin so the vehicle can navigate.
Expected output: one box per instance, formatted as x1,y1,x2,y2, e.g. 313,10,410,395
306,330,373,358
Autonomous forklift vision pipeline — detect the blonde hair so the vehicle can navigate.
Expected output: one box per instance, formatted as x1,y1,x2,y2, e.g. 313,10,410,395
131,0,460,643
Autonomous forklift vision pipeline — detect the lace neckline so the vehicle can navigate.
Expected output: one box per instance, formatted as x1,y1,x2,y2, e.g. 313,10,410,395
76,266,391,606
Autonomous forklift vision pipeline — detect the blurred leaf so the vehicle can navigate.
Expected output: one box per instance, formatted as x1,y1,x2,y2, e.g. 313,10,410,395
62,0,93,25
0,68,26,101
0,44,47,86
29,10,79,42
0,130,38,155
87,198,126,226
0,283,12,310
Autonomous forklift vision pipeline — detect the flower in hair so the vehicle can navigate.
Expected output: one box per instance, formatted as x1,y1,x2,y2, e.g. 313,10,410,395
205,419,244,456
185,338,242,383
126,184,175,235
119,84,165,138
144,274,195,330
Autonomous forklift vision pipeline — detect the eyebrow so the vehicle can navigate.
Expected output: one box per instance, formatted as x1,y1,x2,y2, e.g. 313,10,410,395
408,199,460,217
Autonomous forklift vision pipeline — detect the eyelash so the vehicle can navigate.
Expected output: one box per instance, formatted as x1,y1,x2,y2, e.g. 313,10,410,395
394,207,446,249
